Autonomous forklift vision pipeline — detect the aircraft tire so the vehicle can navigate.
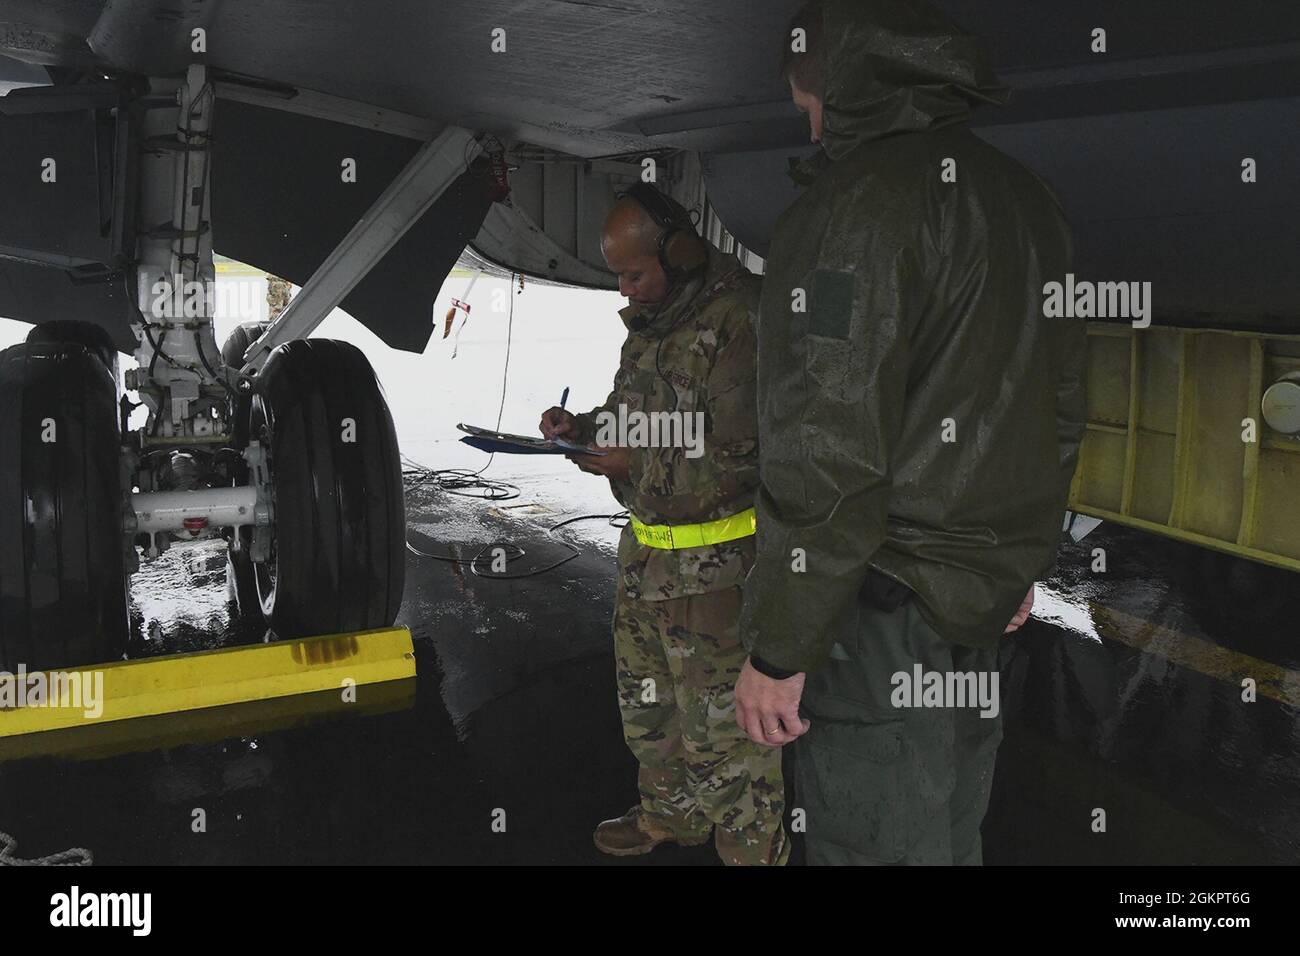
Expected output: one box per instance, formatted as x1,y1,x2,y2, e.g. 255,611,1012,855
248,339,405,637
0,335,129,671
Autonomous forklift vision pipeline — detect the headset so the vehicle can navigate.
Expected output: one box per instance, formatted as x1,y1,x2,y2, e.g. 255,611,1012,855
619,182,709,284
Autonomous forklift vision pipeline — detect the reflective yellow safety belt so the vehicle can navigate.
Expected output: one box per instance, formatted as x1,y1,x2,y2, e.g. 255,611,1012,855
629,508,756,550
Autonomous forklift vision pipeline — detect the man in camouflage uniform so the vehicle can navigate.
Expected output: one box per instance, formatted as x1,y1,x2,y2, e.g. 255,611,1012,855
539,185,788,865
266,275,292,319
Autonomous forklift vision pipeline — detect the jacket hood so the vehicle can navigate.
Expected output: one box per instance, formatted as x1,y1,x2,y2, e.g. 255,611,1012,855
820,0,1008,161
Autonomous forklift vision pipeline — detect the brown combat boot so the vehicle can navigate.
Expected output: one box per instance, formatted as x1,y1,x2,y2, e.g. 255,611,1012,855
593,806,711,857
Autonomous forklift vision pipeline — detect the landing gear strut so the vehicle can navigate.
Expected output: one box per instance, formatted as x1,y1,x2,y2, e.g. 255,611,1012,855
0,63,478,668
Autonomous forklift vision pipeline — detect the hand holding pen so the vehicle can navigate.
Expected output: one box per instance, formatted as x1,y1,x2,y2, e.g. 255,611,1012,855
538,385,577,440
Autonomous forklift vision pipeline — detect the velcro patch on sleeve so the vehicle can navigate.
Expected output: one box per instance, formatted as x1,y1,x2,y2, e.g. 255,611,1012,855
808,269,855,340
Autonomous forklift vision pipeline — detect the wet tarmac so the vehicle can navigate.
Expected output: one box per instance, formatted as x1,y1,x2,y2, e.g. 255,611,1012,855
1,473,1297,865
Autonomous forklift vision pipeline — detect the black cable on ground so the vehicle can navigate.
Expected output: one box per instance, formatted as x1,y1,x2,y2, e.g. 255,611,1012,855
402,457,521,500
404,508,629,581
551,512,630,532
405,536,575,579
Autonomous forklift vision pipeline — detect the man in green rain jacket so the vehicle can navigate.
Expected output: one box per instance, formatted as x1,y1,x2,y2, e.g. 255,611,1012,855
733,0,1087,864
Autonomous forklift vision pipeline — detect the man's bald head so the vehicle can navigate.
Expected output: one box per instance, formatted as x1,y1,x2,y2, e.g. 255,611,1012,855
601,196,673,306
602,196,664,261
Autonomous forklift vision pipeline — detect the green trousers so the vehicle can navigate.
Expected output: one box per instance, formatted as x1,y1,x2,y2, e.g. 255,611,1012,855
613,585,789,865
796,598,1003,865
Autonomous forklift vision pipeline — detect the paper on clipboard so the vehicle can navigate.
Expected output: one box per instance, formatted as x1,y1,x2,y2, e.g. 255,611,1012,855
456,423,608,456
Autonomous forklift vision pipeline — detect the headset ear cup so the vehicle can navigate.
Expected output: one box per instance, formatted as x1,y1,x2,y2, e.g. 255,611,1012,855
658,227,680,280
662,229,709,276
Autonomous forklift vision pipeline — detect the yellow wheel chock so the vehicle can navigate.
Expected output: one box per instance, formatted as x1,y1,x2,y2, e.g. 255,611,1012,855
0,627,415,740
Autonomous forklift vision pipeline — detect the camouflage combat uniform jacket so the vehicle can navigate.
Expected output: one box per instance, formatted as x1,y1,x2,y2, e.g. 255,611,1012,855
572,246,760,602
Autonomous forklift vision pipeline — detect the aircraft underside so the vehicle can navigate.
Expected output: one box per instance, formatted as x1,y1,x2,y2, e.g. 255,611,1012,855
0,0,1298,669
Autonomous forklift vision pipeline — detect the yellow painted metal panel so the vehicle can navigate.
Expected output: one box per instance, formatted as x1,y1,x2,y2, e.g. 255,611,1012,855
1119,333,1141,515
0,627,415,738
1237,339,1264,547
1130,431,1176,524
1071,323,1300,572
1181,334,1247,541
1167,332,1195,530
1254,454,1300,561
1137,332,1182,435
1129,332,1180,523
1085,333,1131,428
1076,430,1126,512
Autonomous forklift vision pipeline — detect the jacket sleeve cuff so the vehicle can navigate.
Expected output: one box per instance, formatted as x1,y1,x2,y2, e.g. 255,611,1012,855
570,411,598,445
748,654,801,680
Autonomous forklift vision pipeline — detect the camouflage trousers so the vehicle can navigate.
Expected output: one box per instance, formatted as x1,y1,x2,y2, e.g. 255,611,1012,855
796,597,1004,865
613,585,789,865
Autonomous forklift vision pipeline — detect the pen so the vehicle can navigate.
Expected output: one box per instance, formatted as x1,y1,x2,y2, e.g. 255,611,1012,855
560,386,569,412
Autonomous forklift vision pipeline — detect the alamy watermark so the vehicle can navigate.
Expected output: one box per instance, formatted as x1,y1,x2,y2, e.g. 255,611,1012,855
144,274,267,322
1043,273,1152,328
594,404,705,459
0,665,104,719
891,664,999,718
50,887,151,936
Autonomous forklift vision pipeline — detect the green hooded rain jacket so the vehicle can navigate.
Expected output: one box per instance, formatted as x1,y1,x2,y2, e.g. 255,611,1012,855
740,0,1088,673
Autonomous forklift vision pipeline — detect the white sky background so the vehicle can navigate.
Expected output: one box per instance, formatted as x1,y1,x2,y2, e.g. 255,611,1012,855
0,273,630,518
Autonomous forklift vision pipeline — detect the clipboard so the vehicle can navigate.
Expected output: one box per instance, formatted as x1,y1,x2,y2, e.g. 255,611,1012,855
456,423,607,456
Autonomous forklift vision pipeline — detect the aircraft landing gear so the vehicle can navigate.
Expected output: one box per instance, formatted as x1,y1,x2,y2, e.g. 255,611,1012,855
0,62,476,669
